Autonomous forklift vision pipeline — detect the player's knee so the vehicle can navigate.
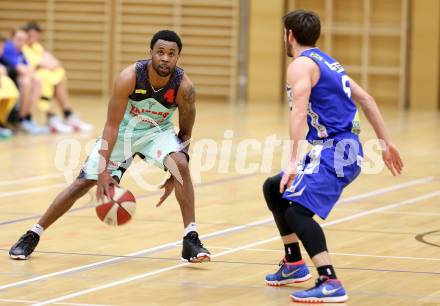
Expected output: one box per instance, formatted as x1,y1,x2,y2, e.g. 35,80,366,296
263,177,275,211
284,204,314,234
262,174,282,212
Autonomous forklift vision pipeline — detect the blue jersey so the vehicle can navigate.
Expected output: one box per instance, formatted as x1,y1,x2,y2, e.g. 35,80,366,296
283,48,363,219
0,40,28,68
287,48,360,143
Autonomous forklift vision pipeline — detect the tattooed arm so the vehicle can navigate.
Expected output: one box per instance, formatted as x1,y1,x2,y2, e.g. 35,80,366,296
176,74,196,149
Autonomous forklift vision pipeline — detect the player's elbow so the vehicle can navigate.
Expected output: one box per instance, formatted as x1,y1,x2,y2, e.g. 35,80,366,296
104,120,120,132
357,93,376,109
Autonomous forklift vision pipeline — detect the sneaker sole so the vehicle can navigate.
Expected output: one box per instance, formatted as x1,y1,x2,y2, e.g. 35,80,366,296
69,125,93,133
266,273,312,286
9,253,29,260
50,127,73,134
181,253,211,263
290,294,348,303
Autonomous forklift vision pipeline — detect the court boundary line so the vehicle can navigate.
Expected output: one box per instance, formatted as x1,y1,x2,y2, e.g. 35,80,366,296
0,219,271,291
0,172,258,200
31,190,440,306
0,299,110,306
0,174,65,186
208,247,440,262
0,173,259,225
0,184,67,199
0,170,433,199
337,176,434,205
0,178,435,291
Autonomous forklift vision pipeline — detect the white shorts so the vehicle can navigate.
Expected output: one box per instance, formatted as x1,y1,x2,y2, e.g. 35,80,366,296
79,128,187,181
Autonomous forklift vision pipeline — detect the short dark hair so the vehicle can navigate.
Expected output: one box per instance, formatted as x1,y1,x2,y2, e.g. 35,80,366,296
24,21,42,32
150,30,182,53
283,10,321,46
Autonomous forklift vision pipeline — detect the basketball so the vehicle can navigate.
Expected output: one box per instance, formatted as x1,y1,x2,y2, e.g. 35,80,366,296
95,185,136,226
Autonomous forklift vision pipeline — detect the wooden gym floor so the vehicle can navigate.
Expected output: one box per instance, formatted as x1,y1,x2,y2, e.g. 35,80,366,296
0,98,439,306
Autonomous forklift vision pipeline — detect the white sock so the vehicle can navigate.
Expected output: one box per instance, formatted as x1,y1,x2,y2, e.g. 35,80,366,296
30,224,44,236
184,222,197,236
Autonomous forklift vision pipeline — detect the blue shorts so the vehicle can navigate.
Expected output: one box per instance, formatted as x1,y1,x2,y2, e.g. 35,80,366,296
282,137,363,219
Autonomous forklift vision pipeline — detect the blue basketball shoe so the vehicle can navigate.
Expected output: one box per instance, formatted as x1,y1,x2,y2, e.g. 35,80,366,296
290,276,348,303
265,258,312,286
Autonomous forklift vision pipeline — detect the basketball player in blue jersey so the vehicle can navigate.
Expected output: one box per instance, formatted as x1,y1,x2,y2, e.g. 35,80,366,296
263,11,403,302
9,30,211,263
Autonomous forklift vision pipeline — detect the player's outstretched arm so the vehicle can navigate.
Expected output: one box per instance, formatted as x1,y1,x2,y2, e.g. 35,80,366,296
349,77,404,176
176,74,196,147
156,74,195,207
96,65,135,201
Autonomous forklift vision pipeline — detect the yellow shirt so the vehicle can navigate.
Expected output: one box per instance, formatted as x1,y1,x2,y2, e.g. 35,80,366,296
23,43,66,98
22,42,45,68
0,75,19,124
0,75,19,100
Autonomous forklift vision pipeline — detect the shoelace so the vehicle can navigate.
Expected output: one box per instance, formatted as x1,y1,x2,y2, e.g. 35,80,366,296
21,232,38,245
276,259,289,273
187,233,204,248
194,238,204,248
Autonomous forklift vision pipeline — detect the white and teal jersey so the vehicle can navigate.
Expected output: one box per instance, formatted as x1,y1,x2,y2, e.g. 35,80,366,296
79,60,187,180
118,59,184,138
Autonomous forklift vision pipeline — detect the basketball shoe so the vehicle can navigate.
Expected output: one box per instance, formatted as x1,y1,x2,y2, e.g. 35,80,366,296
290,276,348,303
265,258,312,286
48,116,74,134
9,230,40,260
20,120,50,135
181,231,211,263
0,127,13,139
65,114,93,132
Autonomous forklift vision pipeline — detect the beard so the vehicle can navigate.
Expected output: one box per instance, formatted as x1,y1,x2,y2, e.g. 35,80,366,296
152,61,174,77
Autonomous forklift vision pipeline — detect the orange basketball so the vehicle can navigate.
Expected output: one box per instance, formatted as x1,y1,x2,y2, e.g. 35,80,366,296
95,185,136,226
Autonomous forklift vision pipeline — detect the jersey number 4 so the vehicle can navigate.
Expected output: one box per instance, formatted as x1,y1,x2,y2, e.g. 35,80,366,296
164,89,175,103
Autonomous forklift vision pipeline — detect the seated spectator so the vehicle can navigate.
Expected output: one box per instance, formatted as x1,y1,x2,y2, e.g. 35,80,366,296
23,22,92,133
0,34,19,139
0,27,48,134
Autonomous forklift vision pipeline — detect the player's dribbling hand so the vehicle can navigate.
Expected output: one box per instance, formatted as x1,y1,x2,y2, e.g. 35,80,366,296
280,162,297,193
156,175,175,207
96,171,119,202
382,142,404,176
